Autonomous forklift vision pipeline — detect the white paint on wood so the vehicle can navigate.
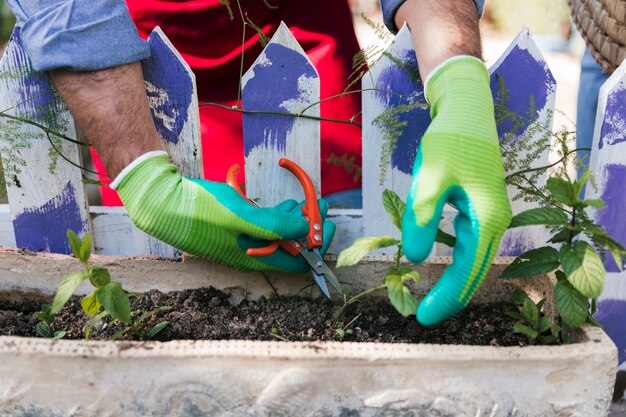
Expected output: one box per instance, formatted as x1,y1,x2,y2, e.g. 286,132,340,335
144,26,203,179
0,204,15,247
90,206,179,258
0,28,91,254
490,27,557,256
586,60,626,288
242,22,321,206
362,24,419,243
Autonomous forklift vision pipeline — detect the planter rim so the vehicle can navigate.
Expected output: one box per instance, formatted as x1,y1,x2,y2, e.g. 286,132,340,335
0,325,613,361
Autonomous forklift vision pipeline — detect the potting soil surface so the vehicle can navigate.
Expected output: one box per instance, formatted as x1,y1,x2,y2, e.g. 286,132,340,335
0,287,530,345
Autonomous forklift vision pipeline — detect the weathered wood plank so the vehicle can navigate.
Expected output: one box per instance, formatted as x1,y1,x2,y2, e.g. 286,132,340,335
0,27,90,254
361,24,428,254
585,59,626,368
242,21,320,207
142,26,203,179
490,27,557,256
138,26,204,259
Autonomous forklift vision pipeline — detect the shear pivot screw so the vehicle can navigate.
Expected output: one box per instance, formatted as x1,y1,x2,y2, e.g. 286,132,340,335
316,261,323,267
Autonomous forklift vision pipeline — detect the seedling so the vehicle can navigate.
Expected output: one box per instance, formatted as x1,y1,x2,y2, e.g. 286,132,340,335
50,230,170,340
506,289,562,345
336,189,422,318
36,304,66,339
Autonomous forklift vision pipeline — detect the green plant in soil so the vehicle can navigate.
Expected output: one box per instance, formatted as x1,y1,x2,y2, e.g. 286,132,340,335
335,189,422,319
501,167,625,344
48,230,169,340
506,289,562,345
36,304,66,339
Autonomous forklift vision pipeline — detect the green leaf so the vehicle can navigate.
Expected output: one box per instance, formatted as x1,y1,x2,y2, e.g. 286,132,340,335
147,321,170,339
53,330,66,340
80,291,102,316
522,299,538,327
436,229,456,247
382,189,405,231
51,271,86,314
500,247,560,278
547,177,575,206
574,170,591,196
96,282,131,324
513,323,538,339
67,230,82,259
548,228,579,244
538,316,552,333
89,266,111,288
554,270,567,281
336,236,399,267
397,267,420,283
36,323,51,338
511,288,530,306
541,335,558,345
505,311,525,321
554,280,589,328
384,268,418,317
509,208,568,228
578,199,605,209
559,241,605,299
79,233,92,264
37,304,54,325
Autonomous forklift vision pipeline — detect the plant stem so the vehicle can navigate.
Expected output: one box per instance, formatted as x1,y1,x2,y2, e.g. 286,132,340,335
198,102,363,128
335,283,387,319
0,110,90,146
506,147,591,181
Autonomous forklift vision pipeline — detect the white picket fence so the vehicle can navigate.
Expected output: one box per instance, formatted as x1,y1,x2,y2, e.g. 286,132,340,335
0,22,561,259
1,19,626,370
0,20,622,264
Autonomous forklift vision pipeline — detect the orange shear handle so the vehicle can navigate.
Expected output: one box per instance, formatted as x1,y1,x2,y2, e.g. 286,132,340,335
278,158,323,250
226,164,302,257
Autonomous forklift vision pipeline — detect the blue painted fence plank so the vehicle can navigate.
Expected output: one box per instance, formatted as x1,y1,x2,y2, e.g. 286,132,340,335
586,60,626,372
242,22,321,207
0,27,90,254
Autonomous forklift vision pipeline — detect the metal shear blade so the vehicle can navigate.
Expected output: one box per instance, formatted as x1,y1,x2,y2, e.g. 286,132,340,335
300,249,343,296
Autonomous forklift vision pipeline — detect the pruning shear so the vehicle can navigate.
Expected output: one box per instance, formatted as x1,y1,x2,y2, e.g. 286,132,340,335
227,158,343,299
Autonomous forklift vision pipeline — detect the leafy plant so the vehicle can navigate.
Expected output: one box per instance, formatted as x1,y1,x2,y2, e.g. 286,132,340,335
336,189,421,318
35,304,66,339
501,168,625,340
50,230,169,340
505,289,562,345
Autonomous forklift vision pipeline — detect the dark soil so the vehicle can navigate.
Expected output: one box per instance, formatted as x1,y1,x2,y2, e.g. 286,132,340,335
0,287,529,346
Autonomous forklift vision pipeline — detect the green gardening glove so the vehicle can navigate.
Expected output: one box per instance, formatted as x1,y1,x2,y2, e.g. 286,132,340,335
110,151,335,272
402,56,512,326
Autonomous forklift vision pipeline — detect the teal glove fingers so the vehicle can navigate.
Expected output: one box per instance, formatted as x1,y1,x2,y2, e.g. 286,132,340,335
112,152,320,272
401,57,512,326
238,198,336,272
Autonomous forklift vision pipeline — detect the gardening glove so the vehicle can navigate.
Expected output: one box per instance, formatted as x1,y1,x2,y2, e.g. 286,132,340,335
110,151,335,272
402,56,512,326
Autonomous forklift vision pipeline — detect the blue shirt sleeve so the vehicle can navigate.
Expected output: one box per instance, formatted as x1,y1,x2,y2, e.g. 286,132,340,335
380,0,486,34
5,0,150,71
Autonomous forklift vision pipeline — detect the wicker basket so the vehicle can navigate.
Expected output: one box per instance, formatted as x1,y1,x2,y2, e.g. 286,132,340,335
569,0,626,74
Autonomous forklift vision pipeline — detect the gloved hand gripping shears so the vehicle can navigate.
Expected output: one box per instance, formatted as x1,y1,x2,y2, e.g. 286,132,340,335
227,158,343,299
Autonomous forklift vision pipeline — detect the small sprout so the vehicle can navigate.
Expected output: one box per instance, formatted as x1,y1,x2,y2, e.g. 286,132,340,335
270,327,279,335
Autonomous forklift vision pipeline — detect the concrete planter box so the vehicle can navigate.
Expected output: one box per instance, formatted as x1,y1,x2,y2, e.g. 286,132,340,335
0,247,618,417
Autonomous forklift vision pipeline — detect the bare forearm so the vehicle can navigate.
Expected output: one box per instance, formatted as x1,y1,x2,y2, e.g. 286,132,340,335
50,62,162,178
394,0,482,80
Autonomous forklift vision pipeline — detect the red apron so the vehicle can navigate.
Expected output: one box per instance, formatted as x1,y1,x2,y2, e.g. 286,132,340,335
94,0,362,205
